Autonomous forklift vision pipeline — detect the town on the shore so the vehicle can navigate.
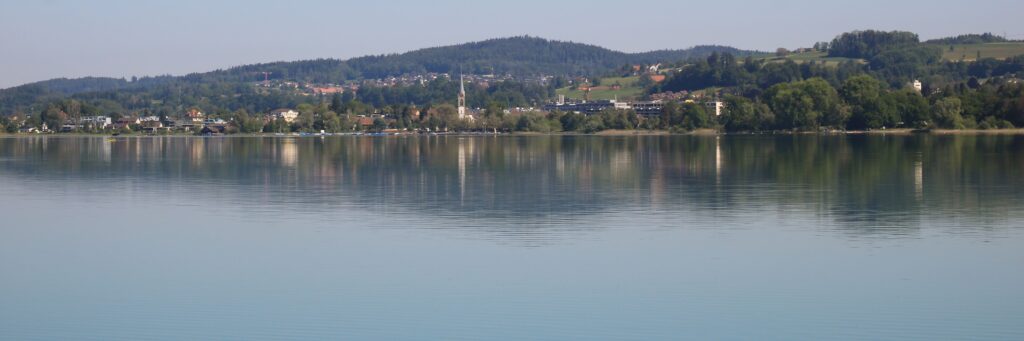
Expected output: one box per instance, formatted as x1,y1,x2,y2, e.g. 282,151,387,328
4,73,734,136
2,30,1023,135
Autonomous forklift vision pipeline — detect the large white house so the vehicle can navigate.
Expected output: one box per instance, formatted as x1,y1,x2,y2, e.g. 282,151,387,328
79,116,112,128
270,109,300,123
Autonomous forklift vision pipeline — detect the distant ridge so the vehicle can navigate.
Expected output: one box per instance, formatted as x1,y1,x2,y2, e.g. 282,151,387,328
4,36,758,94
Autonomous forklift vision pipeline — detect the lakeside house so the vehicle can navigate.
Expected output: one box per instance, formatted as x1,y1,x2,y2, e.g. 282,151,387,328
201,125,228,135
269,109,300,123
140,120,167,133
113,117,141,130
204,118,227,125
186,109,205,122
80,116,112,129
356,116,375,129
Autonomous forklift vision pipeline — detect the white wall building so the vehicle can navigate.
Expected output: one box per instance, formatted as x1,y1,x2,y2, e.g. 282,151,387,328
79,116,112,128
705,101,725,117
270,109,300,123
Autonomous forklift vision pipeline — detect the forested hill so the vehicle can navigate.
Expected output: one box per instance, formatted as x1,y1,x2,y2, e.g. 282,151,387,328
341,37,754,79
5,36,756,94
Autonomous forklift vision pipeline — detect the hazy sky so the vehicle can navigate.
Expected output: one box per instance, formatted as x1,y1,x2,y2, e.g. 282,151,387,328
2,0,1022,88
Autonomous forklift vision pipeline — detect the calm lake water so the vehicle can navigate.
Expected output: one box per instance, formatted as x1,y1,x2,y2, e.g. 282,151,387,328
0,135,1022,340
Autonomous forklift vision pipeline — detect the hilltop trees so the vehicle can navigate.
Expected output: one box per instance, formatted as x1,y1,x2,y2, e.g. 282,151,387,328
925,33,1012,45
828,30,920,59
868,45,944,86
657,52,750,91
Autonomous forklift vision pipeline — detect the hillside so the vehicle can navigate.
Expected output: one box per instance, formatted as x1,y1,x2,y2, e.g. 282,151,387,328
932,42,1024,61
4,37,755,94
0,37,757,115
556,76,645,101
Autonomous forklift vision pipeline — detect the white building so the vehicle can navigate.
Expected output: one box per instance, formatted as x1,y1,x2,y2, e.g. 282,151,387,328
270,109,300,123
79,116,112,128
705,101,725,117
457,74,467,119
543,100,630,114
912,80,923,93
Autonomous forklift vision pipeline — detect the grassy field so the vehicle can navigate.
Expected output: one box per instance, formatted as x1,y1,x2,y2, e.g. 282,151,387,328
758,51,863,66
931,42,1024,61
759,43,1024,65
556,76,645,101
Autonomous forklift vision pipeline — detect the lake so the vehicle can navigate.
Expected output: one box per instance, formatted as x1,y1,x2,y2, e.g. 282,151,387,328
1,135,1022,340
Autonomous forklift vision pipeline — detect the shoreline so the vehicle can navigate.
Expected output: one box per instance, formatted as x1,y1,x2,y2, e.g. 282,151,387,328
4,128,1024,138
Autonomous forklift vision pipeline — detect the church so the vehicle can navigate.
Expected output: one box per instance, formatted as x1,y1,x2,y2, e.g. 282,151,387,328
457,74,469,120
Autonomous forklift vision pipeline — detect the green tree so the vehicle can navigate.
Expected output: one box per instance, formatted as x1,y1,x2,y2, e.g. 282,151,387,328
721,96,774,132
932,97,965,129
371,118,387,132
841,75,885,130
765,78,840,130
883,89,930,128
801,78,845,128
660,101,683,128
681,102,711,130
329,93,344,113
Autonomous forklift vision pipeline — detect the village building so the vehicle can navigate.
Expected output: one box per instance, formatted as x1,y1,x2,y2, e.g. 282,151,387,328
203,118,227,125
113,117,141,130
269,109,300,123
631,101,664,116
186,109,205,122
79,116,112,129
312,86,344,95
543,100,630,114
140,120,166,133
705,101,725,116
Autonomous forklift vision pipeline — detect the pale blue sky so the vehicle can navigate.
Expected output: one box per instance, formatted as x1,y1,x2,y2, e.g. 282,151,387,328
1,0,1022,88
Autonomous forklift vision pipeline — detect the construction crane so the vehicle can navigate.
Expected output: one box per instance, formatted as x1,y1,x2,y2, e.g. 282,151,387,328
260,72,271,86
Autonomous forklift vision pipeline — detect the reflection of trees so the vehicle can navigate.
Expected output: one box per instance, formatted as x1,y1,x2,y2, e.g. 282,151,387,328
0,135,1022,236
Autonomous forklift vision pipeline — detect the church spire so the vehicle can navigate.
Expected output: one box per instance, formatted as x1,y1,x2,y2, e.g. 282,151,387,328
457,72,467,119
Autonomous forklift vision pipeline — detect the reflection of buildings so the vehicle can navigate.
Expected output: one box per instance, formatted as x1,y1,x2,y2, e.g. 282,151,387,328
6,135,1023,242
280,138,298,167
715,136,722,181
915,160,924,201
190,138,205,167
458,138,475,203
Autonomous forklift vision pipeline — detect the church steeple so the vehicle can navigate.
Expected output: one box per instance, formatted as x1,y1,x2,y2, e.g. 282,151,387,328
457,73,467,119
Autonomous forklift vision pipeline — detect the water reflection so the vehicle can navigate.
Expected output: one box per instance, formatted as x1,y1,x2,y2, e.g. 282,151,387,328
0,135,1022,240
